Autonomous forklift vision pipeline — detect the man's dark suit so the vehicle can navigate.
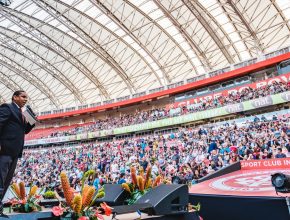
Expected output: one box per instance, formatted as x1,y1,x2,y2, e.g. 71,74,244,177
0,102,35,202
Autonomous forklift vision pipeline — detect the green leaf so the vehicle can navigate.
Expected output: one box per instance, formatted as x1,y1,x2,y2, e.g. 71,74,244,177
24,203,29,212
28,183,32,198
38,187,45,195
35,204,42,211
9,186,19,199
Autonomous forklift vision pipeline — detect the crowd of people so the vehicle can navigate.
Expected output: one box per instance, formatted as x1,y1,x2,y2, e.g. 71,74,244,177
15,113,290,191
33,80,290,139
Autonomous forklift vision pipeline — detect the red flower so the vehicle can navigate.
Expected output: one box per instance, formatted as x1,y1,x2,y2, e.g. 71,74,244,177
52,205,65,216
94,211,104,220
100,202,112,216
34,195,41,199
20,199,26,204
78,217,89,220
9,198,19,206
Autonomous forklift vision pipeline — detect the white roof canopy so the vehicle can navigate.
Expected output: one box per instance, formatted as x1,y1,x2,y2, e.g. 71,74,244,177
0,0,289,111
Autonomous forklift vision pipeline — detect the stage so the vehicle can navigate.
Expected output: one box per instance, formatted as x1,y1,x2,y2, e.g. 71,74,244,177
189,158,290,220
2,158,290,220
0,210,200,220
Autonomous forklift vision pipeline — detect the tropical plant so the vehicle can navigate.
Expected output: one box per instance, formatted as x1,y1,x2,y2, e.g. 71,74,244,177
52,170,112,220
9,182,42,213
121,166,170,205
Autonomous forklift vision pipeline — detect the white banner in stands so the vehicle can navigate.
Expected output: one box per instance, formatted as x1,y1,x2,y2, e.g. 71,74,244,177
25,136,72,146
166,72,290,110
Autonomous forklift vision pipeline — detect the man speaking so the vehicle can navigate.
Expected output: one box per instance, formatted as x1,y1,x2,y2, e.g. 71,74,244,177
0,91,36,215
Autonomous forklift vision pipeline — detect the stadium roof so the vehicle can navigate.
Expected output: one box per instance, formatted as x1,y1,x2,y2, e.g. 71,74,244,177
0,0,289,112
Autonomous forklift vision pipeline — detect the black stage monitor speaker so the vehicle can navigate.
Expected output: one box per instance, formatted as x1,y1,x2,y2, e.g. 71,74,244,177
136,184,188,215
39,198,64,207
95,184,129,206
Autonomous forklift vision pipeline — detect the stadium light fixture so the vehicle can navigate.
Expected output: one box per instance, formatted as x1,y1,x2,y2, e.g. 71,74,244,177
272,173,290,216
271,173,290,193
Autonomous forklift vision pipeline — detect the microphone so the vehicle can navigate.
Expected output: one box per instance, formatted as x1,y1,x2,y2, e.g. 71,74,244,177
23,105,39,125
26,105,37,117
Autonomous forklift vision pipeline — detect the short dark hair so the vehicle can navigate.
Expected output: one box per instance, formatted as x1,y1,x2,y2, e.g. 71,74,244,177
13,90,25,97
12,90,25,101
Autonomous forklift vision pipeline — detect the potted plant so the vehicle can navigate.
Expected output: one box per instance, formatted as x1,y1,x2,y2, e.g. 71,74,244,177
52,170,112,220
8,182,42,213
121,166,170,205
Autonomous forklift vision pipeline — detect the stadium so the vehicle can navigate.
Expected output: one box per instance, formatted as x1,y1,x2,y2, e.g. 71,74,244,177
0,0,290,219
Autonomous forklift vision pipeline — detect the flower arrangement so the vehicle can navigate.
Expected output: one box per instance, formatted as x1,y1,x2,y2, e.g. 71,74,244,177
9,182,42,213
121,166,170,205
52,170,112,220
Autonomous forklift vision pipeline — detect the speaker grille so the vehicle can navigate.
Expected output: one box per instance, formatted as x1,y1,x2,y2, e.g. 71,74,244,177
136,184,189,215
95,184,129,206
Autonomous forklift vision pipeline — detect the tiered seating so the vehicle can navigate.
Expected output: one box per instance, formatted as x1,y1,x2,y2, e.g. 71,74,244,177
25,122,94,140
26,80,290,141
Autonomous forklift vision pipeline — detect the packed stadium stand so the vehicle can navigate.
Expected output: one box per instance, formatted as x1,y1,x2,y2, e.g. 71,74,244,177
20,51,290,192
20,110,290,185
1,1,290,219
25,79,290,140
19,52,290,219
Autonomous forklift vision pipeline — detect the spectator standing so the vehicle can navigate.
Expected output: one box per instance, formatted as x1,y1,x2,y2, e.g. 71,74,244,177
275,148,286,158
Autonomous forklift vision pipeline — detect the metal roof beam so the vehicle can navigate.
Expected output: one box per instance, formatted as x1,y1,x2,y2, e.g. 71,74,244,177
0,95,7,104
46,0,163,86
195,1,242,61
0,73,17,103
92,0,174,83
271,0,290,32
124,0,200,77
0,72,19,92
0,68,38,107
0,7,110,99
0,49,60,107
0,27,86,104
182,0,235,63
227,0,264,52
153,0,212,70
36,0,136,94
